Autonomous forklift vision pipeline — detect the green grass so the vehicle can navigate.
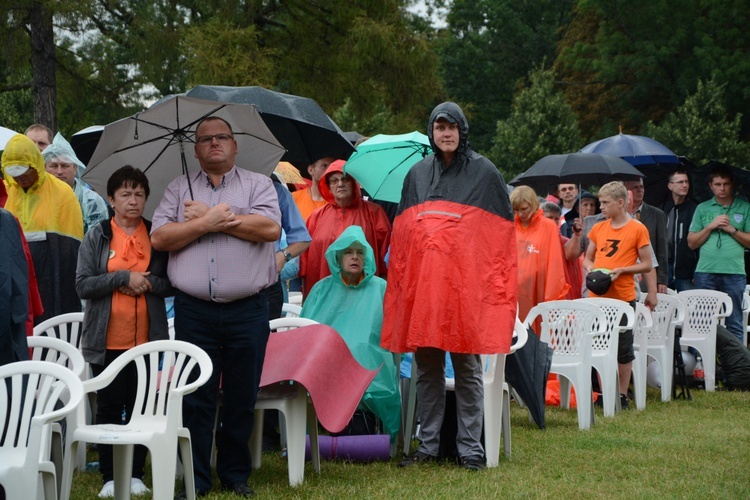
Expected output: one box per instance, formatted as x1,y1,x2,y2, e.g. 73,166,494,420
68,388,750,499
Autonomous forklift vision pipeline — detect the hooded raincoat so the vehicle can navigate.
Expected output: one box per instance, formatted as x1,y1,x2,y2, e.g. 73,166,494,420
300,160,391,297
381,102,517,355
515,209,570,320
2,134,83,324
301,226,400,441
43,133,109,234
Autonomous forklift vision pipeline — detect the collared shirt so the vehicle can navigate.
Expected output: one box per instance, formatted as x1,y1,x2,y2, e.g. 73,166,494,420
690,196,750,275
273,181,311,253
151,166,281,302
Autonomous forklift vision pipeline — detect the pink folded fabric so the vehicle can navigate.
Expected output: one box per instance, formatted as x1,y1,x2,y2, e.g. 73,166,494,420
259,324,379,433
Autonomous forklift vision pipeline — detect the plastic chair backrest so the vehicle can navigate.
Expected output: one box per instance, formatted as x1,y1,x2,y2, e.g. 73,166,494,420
0,361,83,470
270,317,319,332
282,303,303,318
577,298,634,353
167,317,175,340
633,302,653,344
678,290,733,339
645,293,684,345
27,335,86,379
33,312,85,350
82,340,212,426
525,300,606,361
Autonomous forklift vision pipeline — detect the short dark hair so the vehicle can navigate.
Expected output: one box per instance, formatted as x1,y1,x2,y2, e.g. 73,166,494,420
107,165,150,199
195,116,233,138
708,164,733,184
668,170,690,182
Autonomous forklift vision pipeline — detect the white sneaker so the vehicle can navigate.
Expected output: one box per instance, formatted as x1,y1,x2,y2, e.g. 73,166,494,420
131,478,151,496
98,480,115,498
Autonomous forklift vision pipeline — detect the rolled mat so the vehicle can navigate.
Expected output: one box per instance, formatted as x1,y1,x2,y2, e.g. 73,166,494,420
305,435,391,462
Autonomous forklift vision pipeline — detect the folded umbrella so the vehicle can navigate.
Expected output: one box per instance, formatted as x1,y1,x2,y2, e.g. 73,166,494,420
83,95,285,219
504,329,553,429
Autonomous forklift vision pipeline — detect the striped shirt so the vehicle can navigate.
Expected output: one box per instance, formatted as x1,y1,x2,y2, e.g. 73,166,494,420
151,166,281,302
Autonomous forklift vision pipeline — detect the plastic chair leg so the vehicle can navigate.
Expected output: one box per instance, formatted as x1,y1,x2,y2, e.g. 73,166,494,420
502,385,511,458
149,442,179,500
306,401,320,474
249,409,264,470
659,355,673,402
283,391,308,486
112,444,134,500
178,431,196,500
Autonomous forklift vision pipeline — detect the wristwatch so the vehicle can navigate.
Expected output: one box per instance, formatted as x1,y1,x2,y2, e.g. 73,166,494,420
734,227,740,235
282,249,292,262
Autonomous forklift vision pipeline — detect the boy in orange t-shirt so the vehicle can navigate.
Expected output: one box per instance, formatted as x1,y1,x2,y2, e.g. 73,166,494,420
583,181,655,407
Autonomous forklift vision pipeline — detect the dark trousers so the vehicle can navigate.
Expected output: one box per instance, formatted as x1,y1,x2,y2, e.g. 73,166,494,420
174,290,270,492
90,350,148,483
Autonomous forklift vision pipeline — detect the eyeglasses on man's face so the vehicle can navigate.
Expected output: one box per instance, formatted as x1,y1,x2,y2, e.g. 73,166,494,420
328,176,350,186
196,133,234,145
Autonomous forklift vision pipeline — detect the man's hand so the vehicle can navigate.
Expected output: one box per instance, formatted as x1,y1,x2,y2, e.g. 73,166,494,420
657,284,668,294
645,291,658,311
203,203,241,232
275,251,286,273
183,200,209,221
572,217,583,234
610,268,623,282
711,214,730,231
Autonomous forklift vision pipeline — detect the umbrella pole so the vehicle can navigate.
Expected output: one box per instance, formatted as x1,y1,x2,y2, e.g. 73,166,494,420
180,140,194,200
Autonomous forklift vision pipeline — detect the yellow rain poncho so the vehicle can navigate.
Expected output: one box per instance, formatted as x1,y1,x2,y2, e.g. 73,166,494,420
2,134,83,323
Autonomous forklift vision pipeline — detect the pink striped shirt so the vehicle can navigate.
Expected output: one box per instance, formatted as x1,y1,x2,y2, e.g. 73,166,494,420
151,166,281,302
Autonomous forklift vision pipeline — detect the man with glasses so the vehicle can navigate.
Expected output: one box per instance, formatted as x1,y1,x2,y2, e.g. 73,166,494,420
688,164,750,342
299,159,391,297
152,116,281,497
557,183,578,219
663,171,698,291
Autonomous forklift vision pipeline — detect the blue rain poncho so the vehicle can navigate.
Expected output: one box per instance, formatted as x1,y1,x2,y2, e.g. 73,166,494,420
301,225,401,441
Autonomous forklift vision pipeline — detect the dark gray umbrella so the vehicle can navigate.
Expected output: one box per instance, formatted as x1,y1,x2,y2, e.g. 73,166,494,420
691,160,750,203
504,329,553,429
185,85,355,168
578,133,680,166
509,152,645,195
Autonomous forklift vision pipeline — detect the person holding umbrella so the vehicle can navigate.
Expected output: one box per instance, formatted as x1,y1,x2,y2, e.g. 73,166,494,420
292,156,336,221
382,102,517,471
151,116,281,497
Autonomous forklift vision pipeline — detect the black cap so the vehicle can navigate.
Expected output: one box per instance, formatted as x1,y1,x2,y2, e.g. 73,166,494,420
586,270,612,295
434,112,457,124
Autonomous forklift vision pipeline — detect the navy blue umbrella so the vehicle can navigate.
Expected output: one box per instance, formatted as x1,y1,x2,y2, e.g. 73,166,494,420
579,133,680,166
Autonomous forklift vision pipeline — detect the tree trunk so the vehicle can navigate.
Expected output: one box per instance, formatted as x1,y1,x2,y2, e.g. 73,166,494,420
28,1,56,133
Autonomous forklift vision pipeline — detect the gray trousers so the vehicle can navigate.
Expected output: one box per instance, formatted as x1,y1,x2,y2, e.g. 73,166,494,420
415,347,484,458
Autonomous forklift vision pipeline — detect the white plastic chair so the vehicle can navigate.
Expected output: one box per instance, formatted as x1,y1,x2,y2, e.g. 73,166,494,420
525,300,607,430
0,361,84,500
631,302,652,410
642,293,684,402
60,340,212,500
281,303,303,318
27,336,86,380
249,317,321,486
575,298,634,417
677,290,733,392
33,312,90,472
287,291,303,306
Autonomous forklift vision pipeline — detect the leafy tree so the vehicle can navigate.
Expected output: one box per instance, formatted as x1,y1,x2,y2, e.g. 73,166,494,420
645,78,750,166
490,67,582,181
557,0,750,141
437,0,574,153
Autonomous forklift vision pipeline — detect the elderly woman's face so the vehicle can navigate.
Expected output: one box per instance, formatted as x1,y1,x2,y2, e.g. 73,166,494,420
109,182,147,220
514,201,534,224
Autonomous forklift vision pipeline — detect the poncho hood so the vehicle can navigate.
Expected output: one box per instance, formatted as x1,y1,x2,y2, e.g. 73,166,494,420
318,159,363,205
43,133,86,179
324,225,376,287
427,102,470,163
2,134,47,190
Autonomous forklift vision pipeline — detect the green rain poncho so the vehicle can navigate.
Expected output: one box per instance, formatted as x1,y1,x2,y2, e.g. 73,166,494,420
301,225,401,441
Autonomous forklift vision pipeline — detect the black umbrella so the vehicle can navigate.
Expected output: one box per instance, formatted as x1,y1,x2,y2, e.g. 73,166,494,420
185,85,355,168
504,329,553,429
636,156,697,207
70,125,105,166
509,152,644,195
690,160,750,203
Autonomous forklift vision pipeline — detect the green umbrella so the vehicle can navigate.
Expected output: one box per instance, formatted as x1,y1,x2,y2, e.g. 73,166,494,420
343,131,430,203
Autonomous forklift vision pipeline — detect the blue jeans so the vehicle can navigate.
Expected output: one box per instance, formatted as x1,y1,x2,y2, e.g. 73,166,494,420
175,290,270,492
693,272,746,342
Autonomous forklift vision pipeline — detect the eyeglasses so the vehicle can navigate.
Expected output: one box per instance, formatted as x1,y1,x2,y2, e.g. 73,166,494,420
559,187,576,192
196,133,234,145
328,177,349,185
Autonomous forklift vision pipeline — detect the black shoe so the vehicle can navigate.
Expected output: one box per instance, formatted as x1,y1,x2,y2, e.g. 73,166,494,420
226,482,255,497
460,455,486,471
398,451,437,467
620,393,630,410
